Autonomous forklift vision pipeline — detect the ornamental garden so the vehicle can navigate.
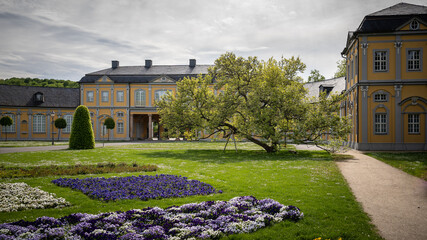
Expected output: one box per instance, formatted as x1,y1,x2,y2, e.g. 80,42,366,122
0,142,382,240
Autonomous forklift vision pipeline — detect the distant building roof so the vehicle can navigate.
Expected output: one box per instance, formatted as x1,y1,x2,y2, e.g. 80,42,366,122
304,77,345,98
0,85,80,108
80,60,213,83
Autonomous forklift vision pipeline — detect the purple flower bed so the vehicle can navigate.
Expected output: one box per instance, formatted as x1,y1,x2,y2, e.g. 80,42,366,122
0,196,303,240
52,174,221,201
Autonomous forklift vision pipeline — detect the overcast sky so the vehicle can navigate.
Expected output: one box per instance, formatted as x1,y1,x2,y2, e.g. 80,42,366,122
0,0,425,82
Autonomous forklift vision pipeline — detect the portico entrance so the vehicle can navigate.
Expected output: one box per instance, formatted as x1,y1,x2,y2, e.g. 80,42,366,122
130,113,164,140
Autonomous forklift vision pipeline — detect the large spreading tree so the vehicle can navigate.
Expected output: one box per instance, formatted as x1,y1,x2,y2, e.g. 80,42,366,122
157,52,350,153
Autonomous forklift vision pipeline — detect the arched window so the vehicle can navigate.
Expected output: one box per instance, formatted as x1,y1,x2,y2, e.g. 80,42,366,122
33,114,46,133
135,89,146,106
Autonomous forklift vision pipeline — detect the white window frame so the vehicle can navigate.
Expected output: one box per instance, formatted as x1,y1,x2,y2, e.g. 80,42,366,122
374,93,387,102
373,50,388,72
135,89,146,107
101,91,109,102
63,115,73,133
407,49,422,72
408,114,420,134
117,122,124,134
1,114,15,133
117,91,124,102
33,114,46,133
87,91,94,102
374,113,387,134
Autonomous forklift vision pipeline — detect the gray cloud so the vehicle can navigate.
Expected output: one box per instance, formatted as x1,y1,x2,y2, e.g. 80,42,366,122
0,0,426,81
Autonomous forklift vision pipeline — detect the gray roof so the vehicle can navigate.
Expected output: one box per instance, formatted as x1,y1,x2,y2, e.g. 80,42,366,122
368,3,427,16
304,77,345,98
343,2,427,54
0,85,80,108
80,65,212,83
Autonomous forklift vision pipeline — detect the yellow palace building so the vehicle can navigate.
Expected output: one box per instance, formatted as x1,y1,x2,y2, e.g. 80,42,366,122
341,3,427,150
78,59,210,141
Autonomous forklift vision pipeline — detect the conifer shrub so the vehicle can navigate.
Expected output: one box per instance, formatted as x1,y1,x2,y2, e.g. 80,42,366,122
69,105,95,149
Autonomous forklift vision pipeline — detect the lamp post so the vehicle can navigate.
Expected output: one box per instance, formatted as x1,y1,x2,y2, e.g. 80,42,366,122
51,111,55,145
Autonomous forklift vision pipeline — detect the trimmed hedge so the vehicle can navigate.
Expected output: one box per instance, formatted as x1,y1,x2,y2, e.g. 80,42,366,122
69,105,95,149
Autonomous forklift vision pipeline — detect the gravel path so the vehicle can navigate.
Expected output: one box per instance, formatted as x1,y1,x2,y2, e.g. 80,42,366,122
336,149,427,240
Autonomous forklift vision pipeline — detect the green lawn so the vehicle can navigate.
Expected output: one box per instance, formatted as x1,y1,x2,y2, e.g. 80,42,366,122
0,142,381,239
366,152,427,180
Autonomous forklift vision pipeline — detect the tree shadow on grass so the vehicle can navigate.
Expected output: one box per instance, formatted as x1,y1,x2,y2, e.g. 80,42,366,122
136,149,332,164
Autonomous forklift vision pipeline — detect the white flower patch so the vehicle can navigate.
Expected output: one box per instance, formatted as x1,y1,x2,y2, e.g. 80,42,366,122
0,182,70,212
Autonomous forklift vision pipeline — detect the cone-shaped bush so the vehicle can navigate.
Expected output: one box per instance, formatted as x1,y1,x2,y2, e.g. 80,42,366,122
69,105,95,149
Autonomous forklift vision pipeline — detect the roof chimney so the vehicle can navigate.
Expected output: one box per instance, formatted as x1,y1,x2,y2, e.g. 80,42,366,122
189,59,196,68
112,60,119,69
145,59,152,68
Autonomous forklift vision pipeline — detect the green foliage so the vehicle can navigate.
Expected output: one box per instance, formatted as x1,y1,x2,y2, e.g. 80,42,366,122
0,116,13,127
55,118,67,140
334,59,346,78
293,92,352,153
104,118,115,129
307,69,326,82
158,52,308,153
54,118,67,129
0,116,13,141
0,77,79,88
69,105,95,149
103,117,115,141
157,53,347,152
0,163,158,178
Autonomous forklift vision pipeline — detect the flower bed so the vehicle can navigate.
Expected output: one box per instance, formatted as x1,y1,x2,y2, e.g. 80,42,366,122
0,183,70,212
0,196,303,239
52,174,222,201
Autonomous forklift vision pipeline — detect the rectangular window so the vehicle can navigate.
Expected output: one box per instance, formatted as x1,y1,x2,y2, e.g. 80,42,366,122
101,91,109,102
155,90,171,101
33,114,46,133
63,115,73,133
117,112,124,117
135,90,146,106
117,91,124,102
374,113,387,134
408,114,420,134
374,93,387,102
87,91,94,102
1,114,15,133
374,50,388,72
350,59,353,80
117,122,124,134
407,50,421,71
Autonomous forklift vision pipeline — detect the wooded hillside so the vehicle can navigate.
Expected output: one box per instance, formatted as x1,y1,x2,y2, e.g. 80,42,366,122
0,78,79,88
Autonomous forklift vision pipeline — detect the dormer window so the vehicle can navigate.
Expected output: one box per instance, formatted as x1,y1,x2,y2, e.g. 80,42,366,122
34,92,44,103
410,20,419,30
319,85,334,97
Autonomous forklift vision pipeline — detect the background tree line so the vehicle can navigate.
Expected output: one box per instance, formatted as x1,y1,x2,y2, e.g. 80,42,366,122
0,77,79,88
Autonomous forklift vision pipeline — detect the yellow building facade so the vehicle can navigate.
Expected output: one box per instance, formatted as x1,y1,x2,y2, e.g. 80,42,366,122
0,85,79,141
79,59,210,140
342,3,427,150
